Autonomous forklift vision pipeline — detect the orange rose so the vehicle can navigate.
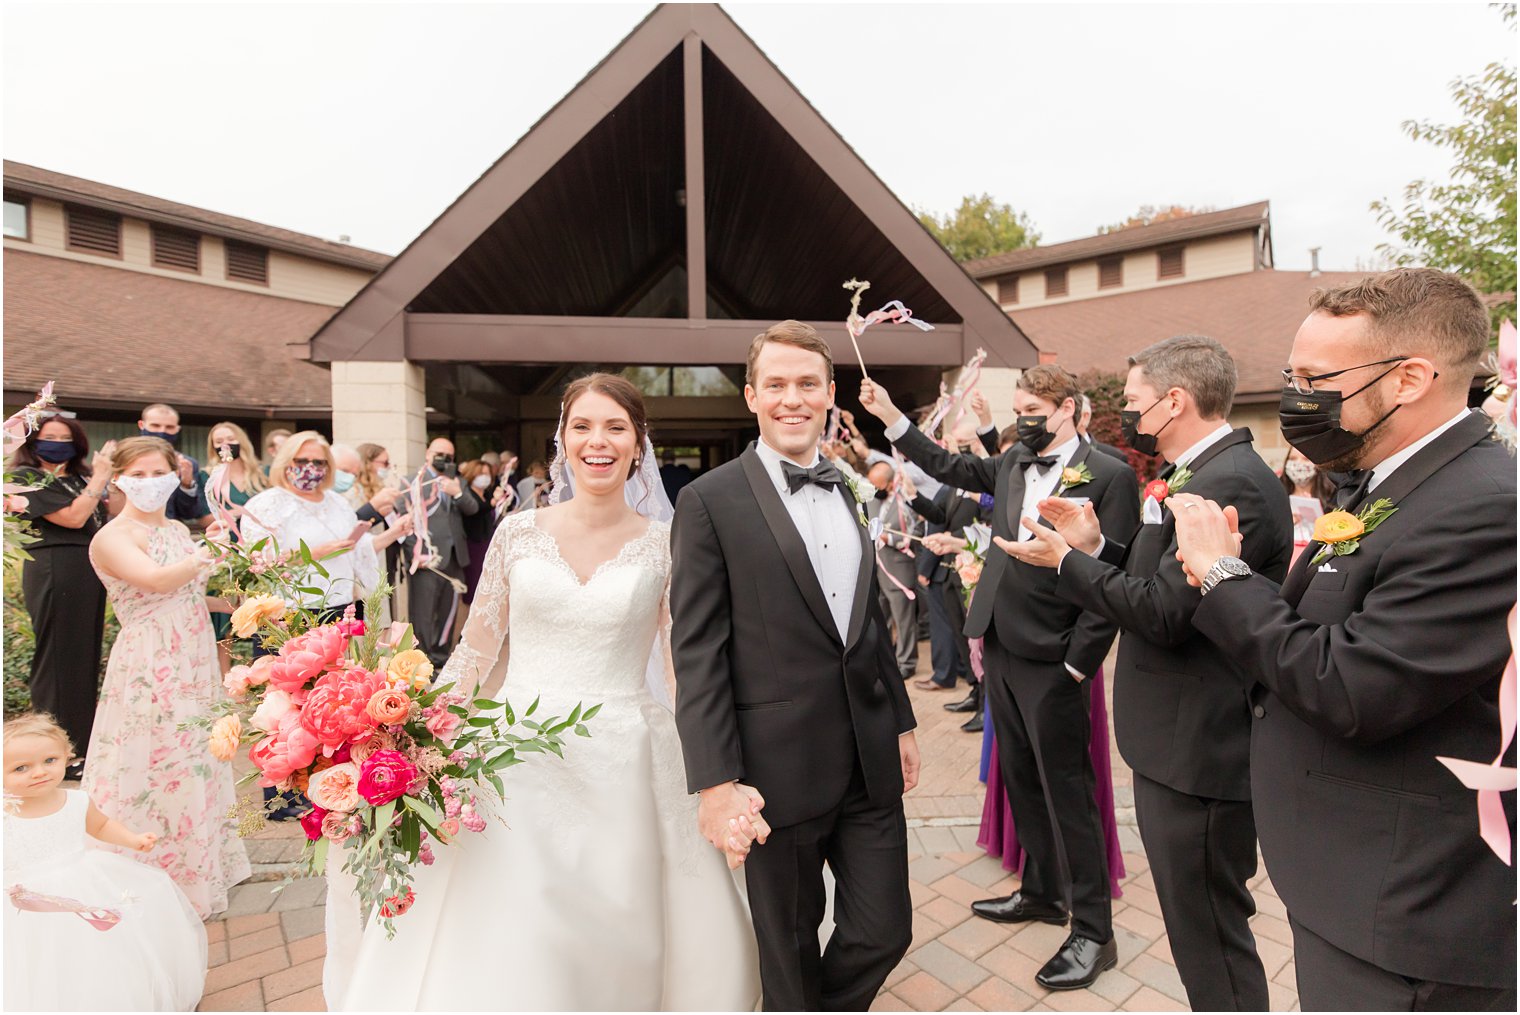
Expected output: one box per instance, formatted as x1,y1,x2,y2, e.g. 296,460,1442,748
1312,510,1365,545
230,594,287,638
386,649,434,691
367,687,411,726
208,714,242,762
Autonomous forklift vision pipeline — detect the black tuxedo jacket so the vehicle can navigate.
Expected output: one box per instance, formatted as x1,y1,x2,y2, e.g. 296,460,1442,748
912,490,982,582
1057,429,1291,800
1191,411,1516,988
670,445,916,830
891,425,1140,676
1083,436,1129,463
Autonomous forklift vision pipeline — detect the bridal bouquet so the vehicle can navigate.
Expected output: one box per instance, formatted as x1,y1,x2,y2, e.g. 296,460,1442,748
193,569,598,936
954,522,994,607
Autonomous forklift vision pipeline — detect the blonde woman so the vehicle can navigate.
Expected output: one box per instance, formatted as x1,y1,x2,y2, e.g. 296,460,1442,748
84,437,250,917
240,432,410,626
200,421,268,509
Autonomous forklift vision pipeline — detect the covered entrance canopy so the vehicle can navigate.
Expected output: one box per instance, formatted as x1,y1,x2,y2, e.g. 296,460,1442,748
306,3,1036,463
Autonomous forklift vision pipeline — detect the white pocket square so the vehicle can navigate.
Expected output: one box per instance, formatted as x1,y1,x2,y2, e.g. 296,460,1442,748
1317,563,1338,573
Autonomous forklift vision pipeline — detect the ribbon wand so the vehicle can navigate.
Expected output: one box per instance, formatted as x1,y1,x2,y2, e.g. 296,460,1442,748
843,278,874,377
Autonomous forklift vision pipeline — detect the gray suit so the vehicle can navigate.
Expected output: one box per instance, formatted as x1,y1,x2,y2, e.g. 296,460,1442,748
866,493,922,677
406,471,480,667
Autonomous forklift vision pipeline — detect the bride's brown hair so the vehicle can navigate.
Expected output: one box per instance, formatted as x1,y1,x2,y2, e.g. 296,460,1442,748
559,373,649,479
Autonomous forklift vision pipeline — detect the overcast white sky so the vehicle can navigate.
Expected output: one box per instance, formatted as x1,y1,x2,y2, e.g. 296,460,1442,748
3,2,1512,272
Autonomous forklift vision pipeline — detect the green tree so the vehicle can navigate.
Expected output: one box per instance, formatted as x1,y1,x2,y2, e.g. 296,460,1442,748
917,194,1039,262
1372,4,1516,325
1097,204,1213,234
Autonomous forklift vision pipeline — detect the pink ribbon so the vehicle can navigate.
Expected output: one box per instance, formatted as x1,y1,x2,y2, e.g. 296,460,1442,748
1437,604,1518,865
874,547,916,601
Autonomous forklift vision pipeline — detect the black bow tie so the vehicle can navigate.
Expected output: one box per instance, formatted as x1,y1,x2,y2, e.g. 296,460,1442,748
1334,469,1372,510
781,459,843,494
1026,455,1059,473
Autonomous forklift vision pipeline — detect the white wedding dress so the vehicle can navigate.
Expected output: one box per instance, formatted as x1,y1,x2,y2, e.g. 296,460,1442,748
339,511,760,1011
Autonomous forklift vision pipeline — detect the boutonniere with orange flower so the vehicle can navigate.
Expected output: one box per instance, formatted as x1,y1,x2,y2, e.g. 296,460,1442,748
1309,498,1397,566
1058,462,1094,494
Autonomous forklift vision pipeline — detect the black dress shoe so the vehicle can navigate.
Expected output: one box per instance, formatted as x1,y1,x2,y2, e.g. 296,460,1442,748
970,891,1069,925
944,691,979,713
960,714,984,734
1036,933,1117,990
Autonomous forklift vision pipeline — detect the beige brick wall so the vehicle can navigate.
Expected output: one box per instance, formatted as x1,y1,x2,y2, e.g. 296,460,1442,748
330,361,428,475
989,230,1260,311
4,200,376,308
1231,402,1289,467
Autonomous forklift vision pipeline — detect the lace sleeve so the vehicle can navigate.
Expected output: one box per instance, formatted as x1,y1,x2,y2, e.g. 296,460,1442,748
658,575,677,708
437,518,513,700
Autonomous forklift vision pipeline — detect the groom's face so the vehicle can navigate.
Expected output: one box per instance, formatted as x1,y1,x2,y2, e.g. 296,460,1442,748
745,341,835,464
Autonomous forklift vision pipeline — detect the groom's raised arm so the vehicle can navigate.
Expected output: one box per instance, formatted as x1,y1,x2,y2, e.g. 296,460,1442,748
670,485,744,793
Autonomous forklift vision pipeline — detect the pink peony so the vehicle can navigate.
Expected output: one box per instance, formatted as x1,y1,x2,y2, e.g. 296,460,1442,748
424,709,462,744
247,655,275,687
357,750,419,806
266,626,349,694
300,806,328,841
249,689,298,734
247,712,320,787
300,667,387,754
306,761,362,812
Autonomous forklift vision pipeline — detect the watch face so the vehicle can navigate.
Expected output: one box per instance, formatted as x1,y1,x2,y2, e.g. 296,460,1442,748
1218,557,1251,577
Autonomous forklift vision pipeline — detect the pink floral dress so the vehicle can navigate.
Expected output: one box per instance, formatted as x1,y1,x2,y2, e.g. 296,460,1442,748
83,520,250,918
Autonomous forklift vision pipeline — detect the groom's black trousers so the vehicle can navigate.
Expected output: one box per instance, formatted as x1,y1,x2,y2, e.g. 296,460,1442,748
743,764,913,1011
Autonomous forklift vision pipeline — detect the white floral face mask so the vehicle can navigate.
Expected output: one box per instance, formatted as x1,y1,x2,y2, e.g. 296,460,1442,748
1285,461,1317,485
113,473,181,512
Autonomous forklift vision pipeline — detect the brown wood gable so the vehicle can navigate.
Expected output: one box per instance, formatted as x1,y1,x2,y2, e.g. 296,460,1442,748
304,3,1035,369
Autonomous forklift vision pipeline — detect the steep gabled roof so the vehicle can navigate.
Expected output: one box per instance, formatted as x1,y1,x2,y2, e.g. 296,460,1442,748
964,201,1272,279
307,3,1034,368
3,160,391,272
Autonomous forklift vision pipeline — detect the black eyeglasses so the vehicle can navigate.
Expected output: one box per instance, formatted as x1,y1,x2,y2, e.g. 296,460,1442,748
291,458,328,468
1281,356,1407,395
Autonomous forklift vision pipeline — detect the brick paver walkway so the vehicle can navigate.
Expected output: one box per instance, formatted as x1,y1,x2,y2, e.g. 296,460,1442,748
198,646,1301,1012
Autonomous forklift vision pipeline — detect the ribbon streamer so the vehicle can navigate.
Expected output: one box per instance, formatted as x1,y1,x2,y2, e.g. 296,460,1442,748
843,278,935,378
921,348,988,440
1436,604,1518,865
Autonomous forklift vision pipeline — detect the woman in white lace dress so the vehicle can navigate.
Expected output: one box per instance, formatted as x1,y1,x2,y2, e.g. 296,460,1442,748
337,375,759,1011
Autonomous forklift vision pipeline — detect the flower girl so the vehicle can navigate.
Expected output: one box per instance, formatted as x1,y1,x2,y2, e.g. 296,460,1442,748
4,713,206,1011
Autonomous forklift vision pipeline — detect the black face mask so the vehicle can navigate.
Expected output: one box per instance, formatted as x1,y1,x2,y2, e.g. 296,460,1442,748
873,488,890,500
217,442,241,461
34,439,75,463
140,428,180,447
432,455,457,477
1278,362,1408,466
1015,415,1056,453
1120,398,1174,457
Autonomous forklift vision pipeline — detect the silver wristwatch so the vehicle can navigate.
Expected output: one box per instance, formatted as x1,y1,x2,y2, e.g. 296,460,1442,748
1200,556,1251,595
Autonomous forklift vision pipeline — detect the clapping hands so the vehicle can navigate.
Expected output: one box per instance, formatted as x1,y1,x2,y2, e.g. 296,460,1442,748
698,781,771,869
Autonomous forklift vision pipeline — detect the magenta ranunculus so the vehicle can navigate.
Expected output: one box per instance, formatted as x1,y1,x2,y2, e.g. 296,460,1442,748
300,805,328,841
357,749,419,806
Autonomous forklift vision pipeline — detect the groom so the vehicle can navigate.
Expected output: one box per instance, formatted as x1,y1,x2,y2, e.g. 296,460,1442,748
671,320,919,1012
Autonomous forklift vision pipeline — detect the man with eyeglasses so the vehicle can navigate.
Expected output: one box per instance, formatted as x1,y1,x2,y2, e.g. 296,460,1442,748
1168,268,1516,1011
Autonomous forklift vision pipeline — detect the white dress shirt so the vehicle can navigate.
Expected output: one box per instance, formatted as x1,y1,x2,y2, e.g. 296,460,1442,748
754,440,863,640
1367,408,1474,492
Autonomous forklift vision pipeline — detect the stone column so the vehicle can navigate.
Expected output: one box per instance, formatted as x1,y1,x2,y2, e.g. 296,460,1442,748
330,361,427,475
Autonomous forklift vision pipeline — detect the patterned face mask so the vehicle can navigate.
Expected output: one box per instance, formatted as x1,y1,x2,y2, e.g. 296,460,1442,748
286,462,328,492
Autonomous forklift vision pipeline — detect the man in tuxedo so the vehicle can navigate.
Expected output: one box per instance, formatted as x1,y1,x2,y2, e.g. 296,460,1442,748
671,321,918,1011
405,437,479,668
1076,394,1129,462
999,336,1291,1010
1169,268,1517,1010
860,365,1139,991
865,461,923,680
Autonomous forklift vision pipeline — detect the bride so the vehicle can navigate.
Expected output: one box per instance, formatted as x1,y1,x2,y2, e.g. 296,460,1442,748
337,374,761,1011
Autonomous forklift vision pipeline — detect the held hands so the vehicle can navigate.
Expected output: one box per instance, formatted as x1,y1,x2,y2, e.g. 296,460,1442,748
969,389,993,428
1166,494,1243,587
857,379,904,427
698,781,771,870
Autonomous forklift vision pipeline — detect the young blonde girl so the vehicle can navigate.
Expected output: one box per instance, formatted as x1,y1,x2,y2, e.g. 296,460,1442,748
4,712,206,1010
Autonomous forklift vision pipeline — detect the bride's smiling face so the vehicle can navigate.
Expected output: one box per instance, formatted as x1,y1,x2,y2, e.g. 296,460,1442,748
562,390,641,496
